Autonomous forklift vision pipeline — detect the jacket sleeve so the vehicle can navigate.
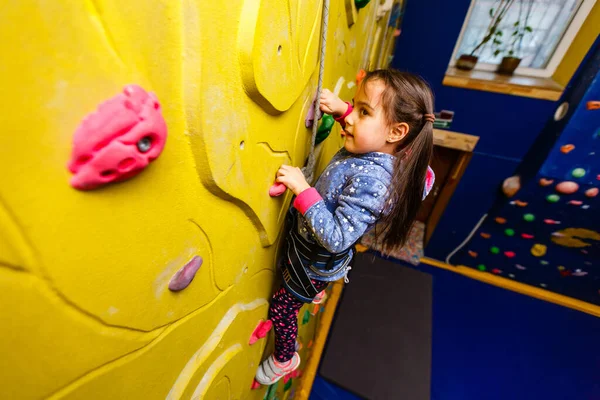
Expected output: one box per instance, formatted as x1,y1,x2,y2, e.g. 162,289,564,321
293,174,388,253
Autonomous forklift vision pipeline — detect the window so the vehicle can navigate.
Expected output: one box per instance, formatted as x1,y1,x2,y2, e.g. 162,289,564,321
449,0,596,77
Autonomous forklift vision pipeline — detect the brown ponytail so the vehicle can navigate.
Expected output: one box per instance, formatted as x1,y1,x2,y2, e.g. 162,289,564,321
364,70,434,253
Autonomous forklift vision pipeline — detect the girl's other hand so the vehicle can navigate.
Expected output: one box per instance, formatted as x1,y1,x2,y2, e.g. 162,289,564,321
319,89,347,117
276,165,311,195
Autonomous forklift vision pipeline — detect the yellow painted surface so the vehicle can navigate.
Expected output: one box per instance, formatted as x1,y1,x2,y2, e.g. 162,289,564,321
0,1,395,398
552,1,600,87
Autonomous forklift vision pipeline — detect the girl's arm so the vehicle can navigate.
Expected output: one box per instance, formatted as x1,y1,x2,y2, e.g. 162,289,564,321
293,174,388,253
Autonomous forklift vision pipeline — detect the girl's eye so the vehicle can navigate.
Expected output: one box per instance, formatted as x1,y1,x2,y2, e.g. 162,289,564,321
361,109,368,116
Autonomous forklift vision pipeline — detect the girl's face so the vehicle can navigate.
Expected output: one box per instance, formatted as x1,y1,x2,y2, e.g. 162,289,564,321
342,79,400,155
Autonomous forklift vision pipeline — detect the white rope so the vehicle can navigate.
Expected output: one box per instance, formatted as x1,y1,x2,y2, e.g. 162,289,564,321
302,0,330,185
445,213,488,265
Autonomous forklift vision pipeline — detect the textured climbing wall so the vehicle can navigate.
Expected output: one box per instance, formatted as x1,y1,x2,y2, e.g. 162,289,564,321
0,1,397,399
452,65,600,306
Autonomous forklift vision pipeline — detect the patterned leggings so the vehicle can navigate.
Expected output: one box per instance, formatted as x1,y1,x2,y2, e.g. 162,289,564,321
270,280,329,362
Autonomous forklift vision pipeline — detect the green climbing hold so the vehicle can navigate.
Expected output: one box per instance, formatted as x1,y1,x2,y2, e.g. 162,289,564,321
523,213,535,222
477,264,486,271
546,194,560,203
355,0,371,9
315,114,334,145
302,309,310,325
284,378,293,392
490,246,500,254
504,228,515,237
571,168,586,178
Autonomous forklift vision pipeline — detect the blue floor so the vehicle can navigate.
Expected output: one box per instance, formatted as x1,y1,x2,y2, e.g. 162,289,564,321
310,258,600,400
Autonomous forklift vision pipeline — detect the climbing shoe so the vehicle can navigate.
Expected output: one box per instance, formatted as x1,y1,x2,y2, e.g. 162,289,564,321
255,352,300,386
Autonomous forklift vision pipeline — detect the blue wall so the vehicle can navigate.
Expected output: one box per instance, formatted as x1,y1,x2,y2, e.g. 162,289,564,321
391,0,557,260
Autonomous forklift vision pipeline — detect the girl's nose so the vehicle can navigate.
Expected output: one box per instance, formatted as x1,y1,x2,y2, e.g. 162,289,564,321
344,108,356,126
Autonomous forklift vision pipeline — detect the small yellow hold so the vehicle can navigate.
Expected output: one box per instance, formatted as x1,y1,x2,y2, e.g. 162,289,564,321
557,266,565,271
531,244,547,257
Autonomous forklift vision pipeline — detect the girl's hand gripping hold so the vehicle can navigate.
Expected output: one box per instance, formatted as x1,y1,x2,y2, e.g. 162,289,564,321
276,165,311,195
319,89,348,117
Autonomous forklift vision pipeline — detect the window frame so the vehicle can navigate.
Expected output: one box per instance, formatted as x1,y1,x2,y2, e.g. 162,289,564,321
448,0,596,78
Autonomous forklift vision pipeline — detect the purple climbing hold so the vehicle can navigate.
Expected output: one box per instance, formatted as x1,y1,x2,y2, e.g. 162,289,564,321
169,256,203,292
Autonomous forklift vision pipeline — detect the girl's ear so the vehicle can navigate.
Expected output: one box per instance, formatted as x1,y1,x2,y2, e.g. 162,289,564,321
387,122,409,144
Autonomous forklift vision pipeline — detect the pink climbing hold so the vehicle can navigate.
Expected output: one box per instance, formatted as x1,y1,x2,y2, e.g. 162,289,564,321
249,319,273,345
251,379,261,390
521,233,534,239
504,251,516,258
283,374,292,384
168,256,203,292
269,182,287,197
568,200,583,206
585,188,598,198
68,85,167,190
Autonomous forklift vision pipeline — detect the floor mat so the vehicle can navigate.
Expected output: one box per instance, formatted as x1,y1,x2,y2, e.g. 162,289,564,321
319,252,432,400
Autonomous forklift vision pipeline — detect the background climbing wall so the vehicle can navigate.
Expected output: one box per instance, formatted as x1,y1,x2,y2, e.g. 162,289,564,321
452,57,600,306
0,1,400,399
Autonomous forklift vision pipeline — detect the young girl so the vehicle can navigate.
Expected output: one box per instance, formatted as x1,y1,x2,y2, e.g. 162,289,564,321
255,69,436,385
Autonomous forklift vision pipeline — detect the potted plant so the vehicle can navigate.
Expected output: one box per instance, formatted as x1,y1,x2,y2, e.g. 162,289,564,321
497,0,533,75
456,0,516,71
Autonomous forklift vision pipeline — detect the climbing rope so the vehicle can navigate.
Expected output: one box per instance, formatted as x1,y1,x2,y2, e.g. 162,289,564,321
302,0,330,185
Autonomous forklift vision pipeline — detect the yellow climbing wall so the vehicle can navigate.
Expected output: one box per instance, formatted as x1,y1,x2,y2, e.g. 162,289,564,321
0,1,399,399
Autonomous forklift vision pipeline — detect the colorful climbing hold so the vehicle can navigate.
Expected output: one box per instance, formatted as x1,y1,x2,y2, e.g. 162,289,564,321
582,205,590,209
502,175,521,197
307,340,314,348
495,217,507,224
555,181,579,194
284,377,293,391
168,256,203,292
468,250,478,258
557,266,565,271
531,244,547,257
251,379,261,390
68,85,168,191
540,260,549,265
509,274,515,278
480,232,491,239
491,268,502,274
585,188,599,198
572,269,588,277
490,246,500,254
559,269,572,277
355,0,371,9
544,219,561,225
540,283,547,288
249,319,273,345
586,100,600,110
560,144,575,154
302,310,310,325
523,213,535,222
477,264,486,271
597,174,600,181
571,168,586,178
283,375,292,385
504,251,516,258
568,200,583,206
504,228,515,237
546,194,560,203
315,114,335,145
515,264,526,270
539,178,554,186
521,233,534,239
514,200,528,207
269,182,287,197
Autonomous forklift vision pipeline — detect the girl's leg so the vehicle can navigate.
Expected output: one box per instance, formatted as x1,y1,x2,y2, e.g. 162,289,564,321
256,280,329,385
269,280,329,362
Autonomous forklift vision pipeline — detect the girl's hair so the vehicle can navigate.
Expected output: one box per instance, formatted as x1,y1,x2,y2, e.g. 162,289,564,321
363,69,434,253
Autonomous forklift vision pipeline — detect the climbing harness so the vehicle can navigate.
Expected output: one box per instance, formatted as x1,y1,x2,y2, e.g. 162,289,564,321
281,209,353,303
